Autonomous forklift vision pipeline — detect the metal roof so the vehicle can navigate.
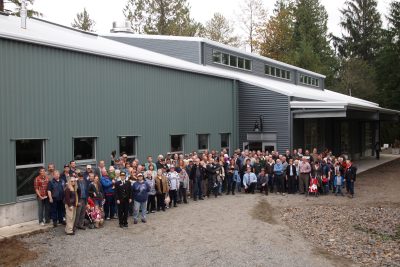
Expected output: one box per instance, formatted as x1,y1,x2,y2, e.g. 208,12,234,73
1,15,398,115
100,32,326,78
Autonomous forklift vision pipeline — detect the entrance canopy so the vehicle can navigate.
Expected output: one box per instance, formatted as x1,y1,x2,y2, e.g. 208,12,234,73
291,101,400,121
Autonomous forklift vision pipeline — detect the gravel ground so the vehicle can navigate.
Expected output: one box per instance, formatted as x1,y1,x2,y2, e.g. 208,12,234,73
15,159,400,267
21,194,341,267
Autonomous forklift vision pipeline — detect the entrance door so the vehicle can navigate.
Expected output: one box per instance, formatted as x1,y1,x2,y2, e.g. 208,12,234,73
243,142,275,152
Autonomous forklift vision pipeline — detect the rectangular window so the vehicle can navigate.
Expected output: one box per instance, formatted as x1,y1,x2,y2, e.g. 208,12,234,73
300,74,320,87
300,75,304,83
16,139,45,197
287,71,291,80
245,59,252,70
308,76,312,85
171,135,184,153
229,55,237,67
316,79,319,87
222,53,229,65
220,133,230,153
238,57,244,69
212,50,221,63
198,134,209,150
270,66,276,76
119,136,136,158
73,137,96,162
276,68,281,78
264,65,270,75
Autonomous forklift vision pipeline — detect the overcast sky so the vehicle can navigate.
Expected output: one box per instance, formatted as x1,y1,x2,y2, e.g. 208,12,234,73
8,0,392,41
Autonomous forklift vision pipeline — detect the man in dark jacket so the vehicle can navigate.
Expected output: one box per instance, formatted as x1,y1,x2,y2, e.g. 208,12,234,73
286,159,297,194
48,170,65,227
115,172,132,228
206,158,219,198
189,158,205,201
344,160,357,198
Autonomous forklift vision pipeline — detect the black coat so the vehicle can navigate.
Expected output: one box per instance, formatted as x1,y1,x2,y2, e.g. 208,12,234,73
189,164,205,180
345,165,357,181
286,165,297,177
115,180,132,202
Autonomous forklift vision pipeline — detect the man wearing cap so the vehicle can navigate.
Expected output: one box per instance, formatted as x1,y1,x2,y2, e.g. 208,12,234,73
115,172,132,228
60,164,71,183
83,165,93,181
75,172,88,230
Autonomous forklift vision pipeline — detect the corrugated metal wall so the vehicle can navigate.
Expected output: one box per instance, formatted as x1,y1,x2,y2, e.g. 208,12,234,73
238,82,291,152
0,38,235,204
103,36,201,64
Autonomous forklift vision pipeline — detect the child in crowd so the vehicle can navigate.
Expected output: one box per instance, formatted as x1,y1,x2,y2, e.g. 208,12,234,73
334,170,344,196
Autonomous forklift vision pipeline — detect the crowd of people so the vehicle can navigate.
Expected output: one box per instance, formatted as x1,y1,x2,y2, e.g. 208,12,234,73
33,147,357,235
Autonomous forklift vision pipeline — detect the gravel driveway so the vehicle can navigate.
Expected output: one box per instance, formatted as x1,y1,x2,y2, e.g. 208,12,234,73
22,193,343,267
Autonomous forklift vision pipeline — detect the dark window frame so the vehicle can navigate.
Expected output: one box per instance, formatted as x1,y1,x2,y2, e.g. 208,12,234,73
15,139,45,199
73,137,97,163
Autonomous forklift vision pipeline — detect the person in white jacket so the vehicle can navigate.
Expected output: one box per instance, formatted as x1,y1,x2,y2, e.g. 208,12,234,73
167,165,180,208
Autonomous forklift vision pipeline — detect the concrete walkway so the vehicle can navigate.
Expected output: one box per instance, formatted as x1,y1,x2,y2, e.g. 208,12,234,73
0,152,398,241
0,220,52,241
354,153,400,174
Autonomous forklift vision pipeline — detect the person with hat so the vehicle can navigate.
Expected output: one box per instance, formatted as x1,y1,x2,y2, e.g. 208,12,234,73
83,164,93,181
64,177,79,235
115,172,132,227
132,173,150,224
74,172,88,230
60,164,71,183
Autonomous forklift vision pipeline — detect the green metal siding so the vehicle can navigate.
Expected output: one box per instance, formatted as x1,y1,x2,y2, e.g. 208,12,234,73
0,38,236,204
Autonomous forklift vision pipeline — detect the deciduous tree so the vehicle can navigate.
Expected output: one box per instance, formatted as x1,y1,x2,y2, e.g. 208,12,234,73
201,13,240,47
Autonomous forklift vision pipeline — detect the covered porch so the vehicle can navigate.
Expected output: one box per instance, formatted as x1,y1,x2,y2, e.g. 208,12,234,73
291,101,399,160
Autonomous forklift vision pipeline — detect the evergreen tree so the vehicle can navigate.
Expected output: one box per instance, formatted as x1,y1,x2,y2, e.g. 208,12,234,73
237,0,267,52
71,8,96,32
201,13,240,47
255,0,295,63
292,0,337,86
122,0,201,36
375,1,400,110
338,0,382,63
1,0,41,17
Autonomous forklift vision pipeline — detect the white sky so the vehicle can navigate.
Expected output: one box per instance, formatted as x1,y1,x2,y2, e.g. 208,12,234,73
6,0,392,38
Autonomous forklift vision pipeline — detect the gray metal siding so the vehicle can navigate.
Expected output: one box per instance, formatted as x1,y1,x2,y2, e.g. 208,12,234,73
238,82,290,152
0,38,235,204
204,44,325,89
103,36,201,64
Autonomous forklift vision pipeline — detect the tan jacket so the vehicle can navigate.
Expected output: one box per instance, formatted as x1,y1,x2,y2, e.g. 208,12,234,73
155,175,169,194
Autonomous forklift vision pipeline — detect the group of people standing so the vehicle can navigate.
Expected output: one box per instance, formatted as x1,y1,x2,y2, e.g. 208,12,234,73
33,147,357,235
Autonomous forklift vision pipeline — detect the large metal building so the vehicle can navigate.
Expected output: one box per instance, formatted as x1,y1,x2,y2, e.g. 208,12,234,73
0,15,398,226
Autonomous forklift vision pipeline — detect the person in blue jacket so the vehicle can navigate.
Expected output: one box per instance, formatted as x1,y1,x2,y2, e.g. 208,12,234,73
100,169,115,220
132,173,150,224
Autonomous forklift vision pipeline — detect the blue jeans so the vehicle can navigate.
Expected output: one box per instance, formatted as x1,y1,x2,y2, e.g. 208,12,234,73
233,171,241,192
37,198,50,223
193,177,202,199
133,201,147,221
104,194,115,218
335,185,343,195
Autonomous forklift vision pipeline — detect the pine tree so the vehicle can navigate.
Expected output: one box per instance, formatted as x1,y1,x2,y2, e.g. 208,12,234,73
292,0,337,86
71,8,96,32
201,13,240,47
339,0,382,63
237,0,267,52
122,0,201,36
255,0,295,63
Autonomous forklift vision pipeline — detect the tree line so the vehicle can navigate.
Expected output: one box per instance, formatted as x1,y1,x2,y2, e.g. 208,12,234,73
2,0,399,143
